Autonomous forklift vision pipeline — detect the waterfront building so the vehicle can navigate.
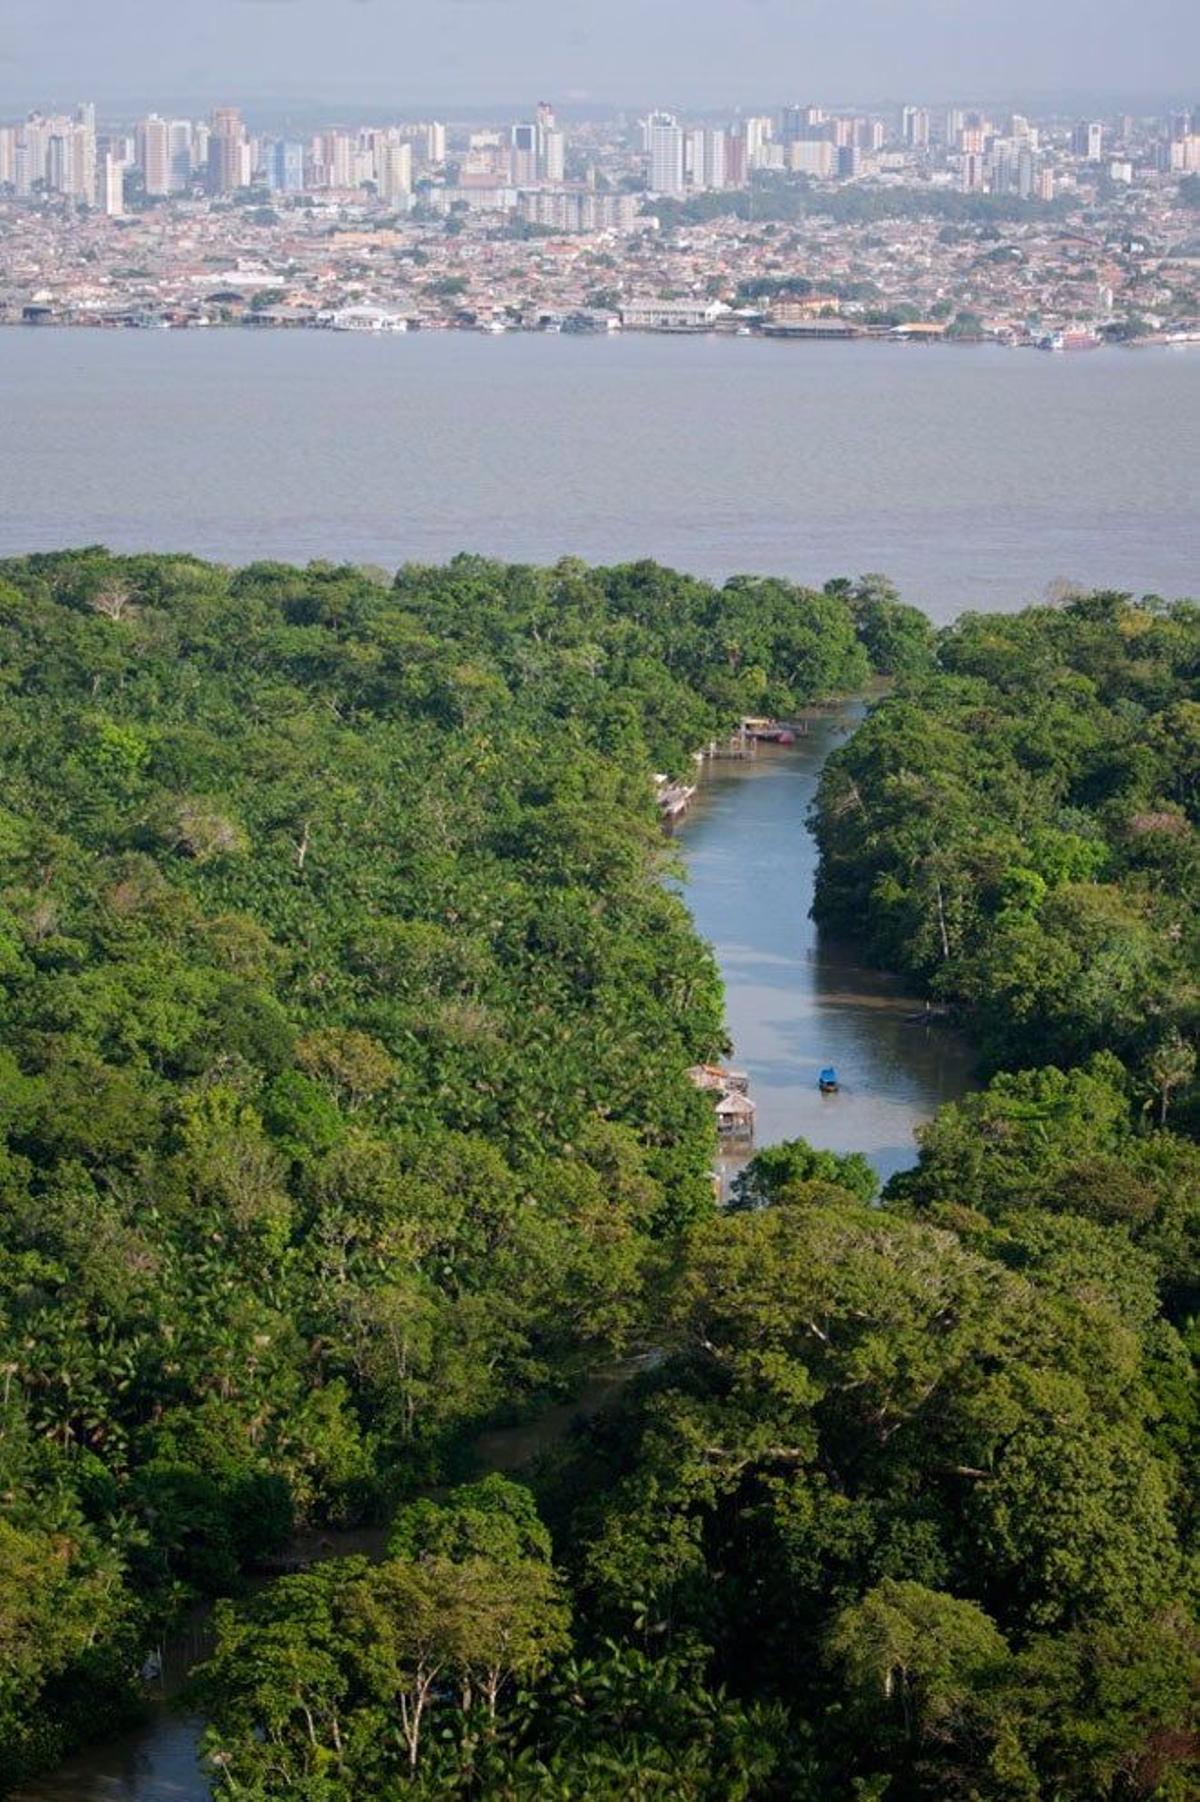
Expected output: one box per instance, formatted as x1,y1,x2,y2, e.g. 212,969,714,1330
620,297,726,330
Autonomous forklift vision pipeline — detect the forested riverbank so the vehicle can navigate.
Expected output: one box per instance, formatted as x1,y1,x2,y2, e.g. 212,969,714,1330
0,549,907,1789
2,554,1198,1799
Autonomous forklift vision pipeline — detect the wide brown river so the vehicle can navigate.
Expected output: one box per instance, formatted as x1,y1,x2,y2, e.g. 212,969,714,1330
17,713,972,1801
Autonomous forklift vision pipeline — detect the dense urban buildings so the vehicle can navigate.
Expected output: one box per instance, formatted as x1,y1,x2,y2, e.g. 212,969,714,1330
1,95,1198,341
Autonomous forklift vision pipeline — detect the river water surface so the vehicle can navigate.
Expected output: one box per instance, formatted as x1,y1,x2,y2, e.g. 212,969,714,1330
1,331,1197,620
16,717,971,1802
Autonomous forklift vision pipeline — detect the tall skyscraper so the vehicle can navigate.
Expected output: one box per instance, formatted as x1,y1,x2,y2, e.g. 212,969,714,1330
102,151,125,216
646,111,684,196
167,120,192,192
265,139,305,193
425,121,446,164
376,139,412,203
510,122,538,187
535,96,565,179
901,105,931,149
19,115,50,192
1071,120,1104,161
743,115,772,167
540,121,566,183
780,103,806,144
139,114,171,196
207,106,246,194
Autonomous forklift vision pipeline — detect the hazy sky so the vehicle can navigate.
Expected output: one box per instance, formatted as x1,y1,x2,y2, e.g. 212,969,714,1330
2,0,1196,113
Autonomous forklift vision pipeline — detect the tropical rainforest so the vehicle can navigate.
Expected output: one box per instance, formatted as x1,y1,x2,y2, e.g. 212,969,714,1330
0,552,1197,1801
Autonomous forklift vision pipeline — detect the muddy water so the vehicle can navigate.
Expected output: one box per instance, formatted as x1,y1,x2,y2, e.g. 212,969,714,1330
677,714,974,1191
19,715,973,1801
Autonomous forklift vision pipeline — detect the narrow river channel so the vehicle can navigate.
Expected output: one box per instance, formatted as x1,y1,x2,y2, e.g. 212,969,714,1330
17,715,973,1802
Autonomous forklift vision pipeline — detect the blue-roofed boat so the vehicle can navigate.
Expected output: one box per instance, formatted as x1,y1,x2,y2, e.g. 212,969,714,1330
818,1067,839,1093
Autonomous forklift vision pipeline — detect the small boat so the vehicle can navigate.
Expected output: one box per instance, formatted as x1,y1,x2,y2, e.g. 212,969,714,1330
818,1067,839,1094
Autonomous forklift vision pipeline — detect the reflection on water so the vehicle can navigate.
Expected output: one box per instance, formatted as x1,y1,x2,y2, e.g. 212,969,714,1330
17,1718,210,1802
676,717,974,1188
18,715,973,1802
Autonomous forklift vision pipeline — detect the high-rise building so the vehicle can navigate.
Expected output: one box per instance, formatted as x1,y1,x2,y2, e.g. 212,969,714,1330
207,106,246,194
945,107,965,144
533,98,565,180
788,139,835,177
510,122,538,187
19,115,51,191
780,104,806,144
743,115,772,167
0,126,16,187
646,111,684,195
102,151,125,216
1071,120,1103,161
702,128,726,190
425,121,447,164
682,126,725,190
376,139,412,203
901,105,931,149
265,139,305,193
960,152,984,191
167,120,192,192
139,114,171,196
541,127,565,183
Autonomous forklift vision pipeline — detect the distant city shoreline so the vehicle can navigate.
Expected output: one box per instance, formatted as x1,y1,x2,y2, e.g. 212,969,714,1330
4,96,1197,348
5,316,1198,348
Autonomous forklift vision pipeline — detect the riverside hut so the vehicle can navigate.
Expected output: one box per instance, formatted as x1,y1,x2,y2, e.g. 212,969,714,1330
713,1089,756,1141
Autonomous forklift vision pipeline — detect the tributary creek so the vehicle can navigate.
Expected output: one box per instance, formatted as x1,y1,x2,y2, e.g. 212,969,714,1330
17,714,974,1802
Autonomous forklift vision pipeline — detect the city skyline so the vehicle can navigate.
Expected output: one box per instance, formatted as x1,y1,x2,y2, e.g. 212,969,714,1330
1,0,1198,113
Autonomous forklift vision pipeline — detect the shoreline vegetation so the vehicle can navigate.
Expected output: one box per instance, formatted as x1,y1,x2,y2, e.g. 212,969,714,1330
1,552,1198,1800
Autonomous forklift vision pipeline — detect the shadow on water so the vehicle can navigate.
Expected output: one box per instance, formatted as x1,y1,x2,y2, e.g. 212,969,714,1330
18,712,974,1802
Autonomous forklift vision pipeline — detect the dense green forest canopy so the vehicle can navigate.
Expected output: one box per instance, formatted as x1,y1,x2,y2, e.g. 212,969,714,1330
0,548,889,1787
1,554,1198,1799
813,584,1199,1096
